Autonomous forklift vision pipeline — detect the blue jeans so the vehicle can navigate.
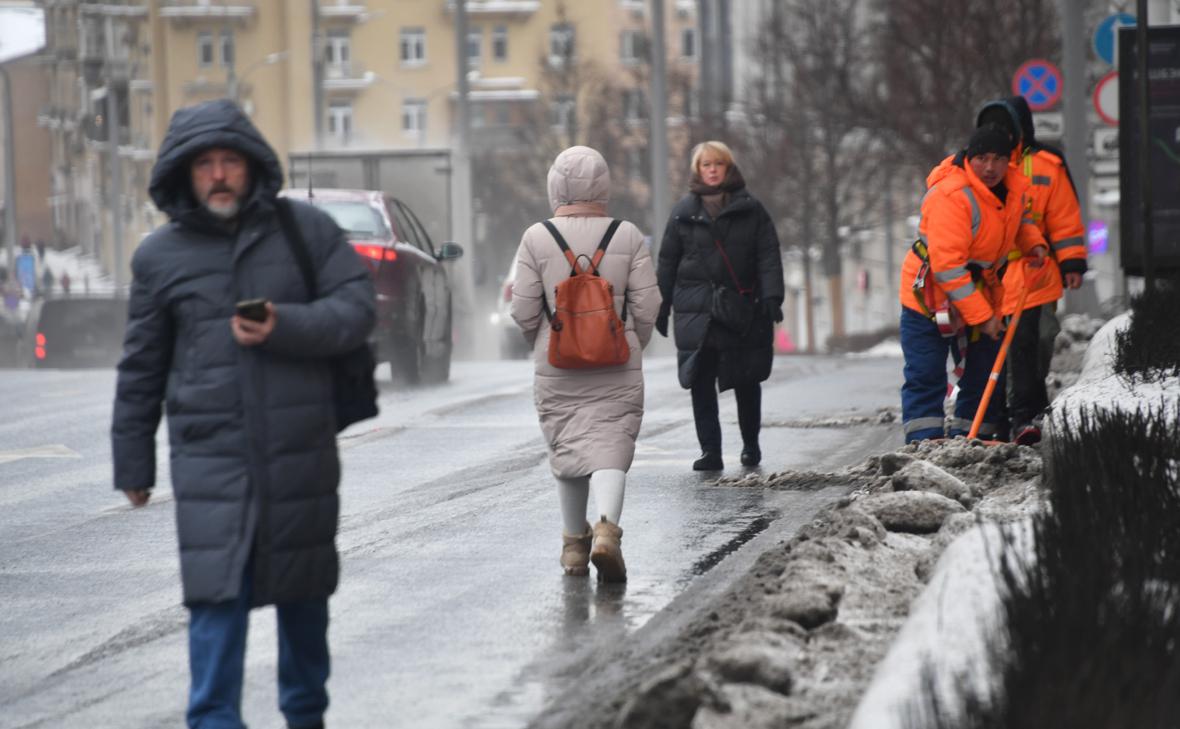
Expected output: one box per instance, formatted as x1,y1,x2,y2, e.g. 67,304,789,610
187,559,330,729
900,307,1007,443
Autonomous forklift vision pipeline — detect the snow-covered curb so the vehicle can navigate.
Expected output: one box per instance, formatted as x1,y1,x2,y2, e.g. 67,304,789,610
849,310,1172,727
848,521,1034,727
1049,313,1179,429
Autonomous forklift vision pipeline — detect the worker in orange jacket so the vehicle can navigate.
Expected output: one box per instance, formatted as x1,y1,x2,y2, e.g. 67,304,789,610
976,96,1087,445
899,124,1048,443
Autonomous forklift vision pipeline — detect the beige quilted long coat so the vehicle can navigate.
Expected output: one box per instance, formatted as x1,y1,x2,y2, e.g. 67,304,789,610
510,146,662,478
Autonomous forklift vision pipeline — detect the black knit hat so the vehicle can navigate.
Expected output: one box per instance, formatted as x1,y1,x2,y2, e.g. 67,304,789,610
966,124,1015,159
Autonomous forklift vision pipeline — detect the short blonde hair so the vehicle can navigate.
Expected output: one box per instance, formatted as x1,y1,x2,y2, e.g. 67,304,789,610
690,141,735,174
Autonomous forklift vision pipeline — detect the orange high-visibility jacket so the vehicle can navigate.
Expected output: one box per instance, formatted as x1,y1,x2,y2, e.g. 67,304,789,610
898,155,1047,326
999,147,1087,315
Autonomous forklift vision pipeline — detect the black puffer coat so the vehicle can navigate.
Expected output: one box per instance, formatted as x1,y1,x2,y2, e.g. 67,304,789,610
111,100,375,606
657,190,784,391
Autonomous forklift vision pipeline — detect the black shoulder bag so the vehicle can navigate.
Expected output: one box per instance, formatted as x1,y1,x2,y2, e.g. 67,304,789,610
708,237,756,336
274,198,379,432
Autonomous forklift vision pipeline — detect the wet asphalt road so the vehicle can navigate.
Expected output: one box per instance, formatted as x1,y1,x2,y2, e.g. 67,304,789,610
0,353,902,729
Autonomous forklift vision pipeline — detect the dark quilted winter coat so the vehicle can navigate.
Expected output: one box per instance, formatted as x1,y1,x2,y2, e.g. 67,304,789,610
111,100,375,606
657,190,784,391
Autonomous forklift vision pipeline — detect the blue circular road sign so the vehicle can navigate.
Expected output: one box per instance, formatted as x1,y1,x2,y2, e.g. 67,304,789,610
1094,13,1136,66
1011,59,1063,111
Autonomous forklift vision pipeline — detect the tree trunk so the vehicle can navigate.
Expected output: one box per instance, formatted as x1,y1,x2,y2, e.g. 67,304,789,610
827,274,845,345
802,250,816,353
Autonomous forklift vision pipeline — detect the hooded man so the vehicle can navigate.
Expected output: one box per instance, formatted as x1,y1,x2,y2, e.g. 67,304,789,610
898,125,1048,443
111,99,375,729
976,95,1088,445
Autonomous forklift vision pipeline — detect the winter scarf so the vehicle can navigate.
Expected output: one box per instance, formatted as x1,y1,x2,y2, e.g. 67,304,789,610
689,164,747,220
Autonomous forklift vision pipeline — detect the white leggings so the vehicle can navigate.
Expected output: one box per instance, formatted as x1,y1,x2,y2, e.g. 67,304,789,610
556,469,626,534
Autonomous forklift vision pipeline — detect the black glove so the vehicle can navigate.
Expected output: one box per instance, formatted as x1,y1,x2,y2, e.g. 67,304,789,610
655,303,671,337
761,297,784,323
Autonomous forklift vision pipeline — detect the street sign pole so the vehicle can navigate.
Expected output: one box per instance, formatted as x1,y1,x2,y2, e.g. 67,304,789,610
1135,0,1155,290
1062,0,1089,227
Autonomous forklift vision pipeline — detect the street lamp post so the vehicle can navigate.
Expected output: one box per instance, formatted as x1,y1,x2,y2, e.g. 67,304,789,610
228,51,289,102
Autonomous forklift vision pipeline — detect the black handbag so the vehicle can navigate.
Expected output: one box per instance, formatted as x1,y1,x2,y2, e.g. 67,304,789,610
708,238,756,336
274,199,379,433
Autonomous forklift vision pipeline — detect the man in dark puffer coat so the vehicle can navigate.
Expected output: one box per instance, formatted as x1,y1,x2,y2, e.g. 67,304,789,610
111,99,374,729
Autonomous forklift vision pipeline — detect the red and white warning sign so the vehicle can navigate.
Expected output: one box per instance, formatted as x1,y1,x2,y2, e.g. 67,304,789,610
1094,71,1119,126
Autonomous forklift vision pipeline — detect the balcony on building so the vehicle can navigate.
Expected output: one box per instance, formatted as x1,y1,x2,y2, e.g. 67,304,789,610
323,62,375,92
620,0,695,16
319,1,368,20
37,106,78,133
78,3,149,18
160,0,255,23
444,0,540,17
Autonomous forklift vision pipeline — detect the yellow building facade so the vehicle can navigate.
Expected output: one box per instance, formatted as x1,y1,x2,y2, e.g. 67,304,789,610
38,0,700,281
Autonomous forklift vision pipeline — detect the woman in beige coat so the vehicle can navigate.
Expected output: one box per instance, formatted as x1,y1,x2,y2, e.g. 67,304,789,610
511,146,661,583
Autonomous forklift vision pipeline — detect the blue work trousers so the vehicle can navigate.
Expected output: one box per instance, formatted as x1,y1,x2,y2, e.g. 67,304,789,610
186,559,330,729
900,307,1007,443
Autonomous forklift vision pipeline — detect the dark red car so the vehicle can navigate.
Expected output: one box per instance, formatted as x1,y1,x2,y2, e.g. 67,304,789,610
279,188,463,384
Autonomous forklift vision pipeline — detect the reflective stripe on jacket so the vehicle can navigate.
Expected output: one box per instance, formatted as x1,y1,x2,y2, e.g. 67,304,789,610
898,155,1046,326
1000,148,1087,314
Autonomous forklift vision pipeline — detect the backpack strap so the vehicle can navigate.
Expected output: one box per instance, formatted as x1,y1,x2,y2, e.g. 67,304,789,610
541,220,580,274
588,219,623,273
274,198,318,300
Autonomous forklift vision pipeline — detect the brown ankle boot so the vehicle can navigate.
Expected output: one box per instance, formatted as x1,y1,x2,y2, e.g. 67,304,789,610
561,524,592,576
590,516,627,583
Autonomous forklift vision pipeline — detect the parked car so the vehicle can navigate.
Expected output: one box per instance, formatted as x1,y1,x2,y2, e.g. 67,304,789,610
278,188,463,384
489,256,530,360
22,294,128,368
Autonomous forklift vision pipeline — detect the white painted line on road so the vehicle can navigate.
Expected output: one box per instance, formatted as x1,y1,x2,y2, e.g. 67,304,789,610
0,444,83,465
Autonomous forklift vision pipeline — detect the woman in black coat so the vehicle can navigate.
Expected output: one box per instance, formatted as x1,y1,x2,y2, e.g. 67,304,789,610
656,141,785,471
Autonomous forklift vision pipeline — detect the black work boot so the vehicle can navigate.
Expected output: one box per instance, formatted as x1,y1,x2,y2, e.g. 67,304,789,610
693,452,723,471
740,445,762,467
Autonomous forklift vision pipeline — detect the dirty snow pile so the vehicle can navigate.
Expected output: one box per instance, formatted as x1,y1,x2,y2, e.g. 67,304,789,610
1045,313,1106,401
586,317,1108,729
605,441,1042,729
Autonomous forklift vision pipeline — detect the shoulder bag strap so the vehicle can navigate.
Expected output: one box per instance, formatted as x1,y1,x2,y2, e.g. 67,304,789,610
274,198,318,300
711,237,753,295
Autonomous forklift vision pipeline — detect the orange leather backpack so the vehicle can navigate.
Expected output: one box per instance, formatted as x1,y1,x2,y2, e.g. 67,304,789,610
541,219,630,369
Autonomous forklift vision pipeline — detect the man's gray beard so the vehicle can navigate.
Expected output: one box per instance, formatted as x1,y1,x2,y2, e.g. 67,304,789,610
203,198,241,220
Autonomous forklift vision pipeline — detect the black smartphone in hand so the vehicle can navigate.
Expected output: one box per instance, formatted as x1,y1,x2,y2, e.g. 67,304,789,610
235,298,270,322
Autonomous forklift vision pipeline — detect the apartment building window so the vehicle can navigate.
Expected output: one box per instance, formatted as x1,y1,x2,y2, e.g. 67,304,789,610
627,148,644,180
548,24,575,66
492,26,508,62
327,101,353,144
402,99,427,136
623,88,646,123
549,95,575,131
467,28,482,66
488,25,507,61
620,29,647,65
324,31,352,77
400,28,426,66
197,31,214,67
493,103,510,126
680,27,696,59
220,31,234,67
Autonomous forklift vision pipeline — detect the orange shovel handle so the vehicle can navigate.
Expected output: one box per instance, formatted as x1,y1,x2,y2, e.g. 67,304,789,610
966,283,1030,440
